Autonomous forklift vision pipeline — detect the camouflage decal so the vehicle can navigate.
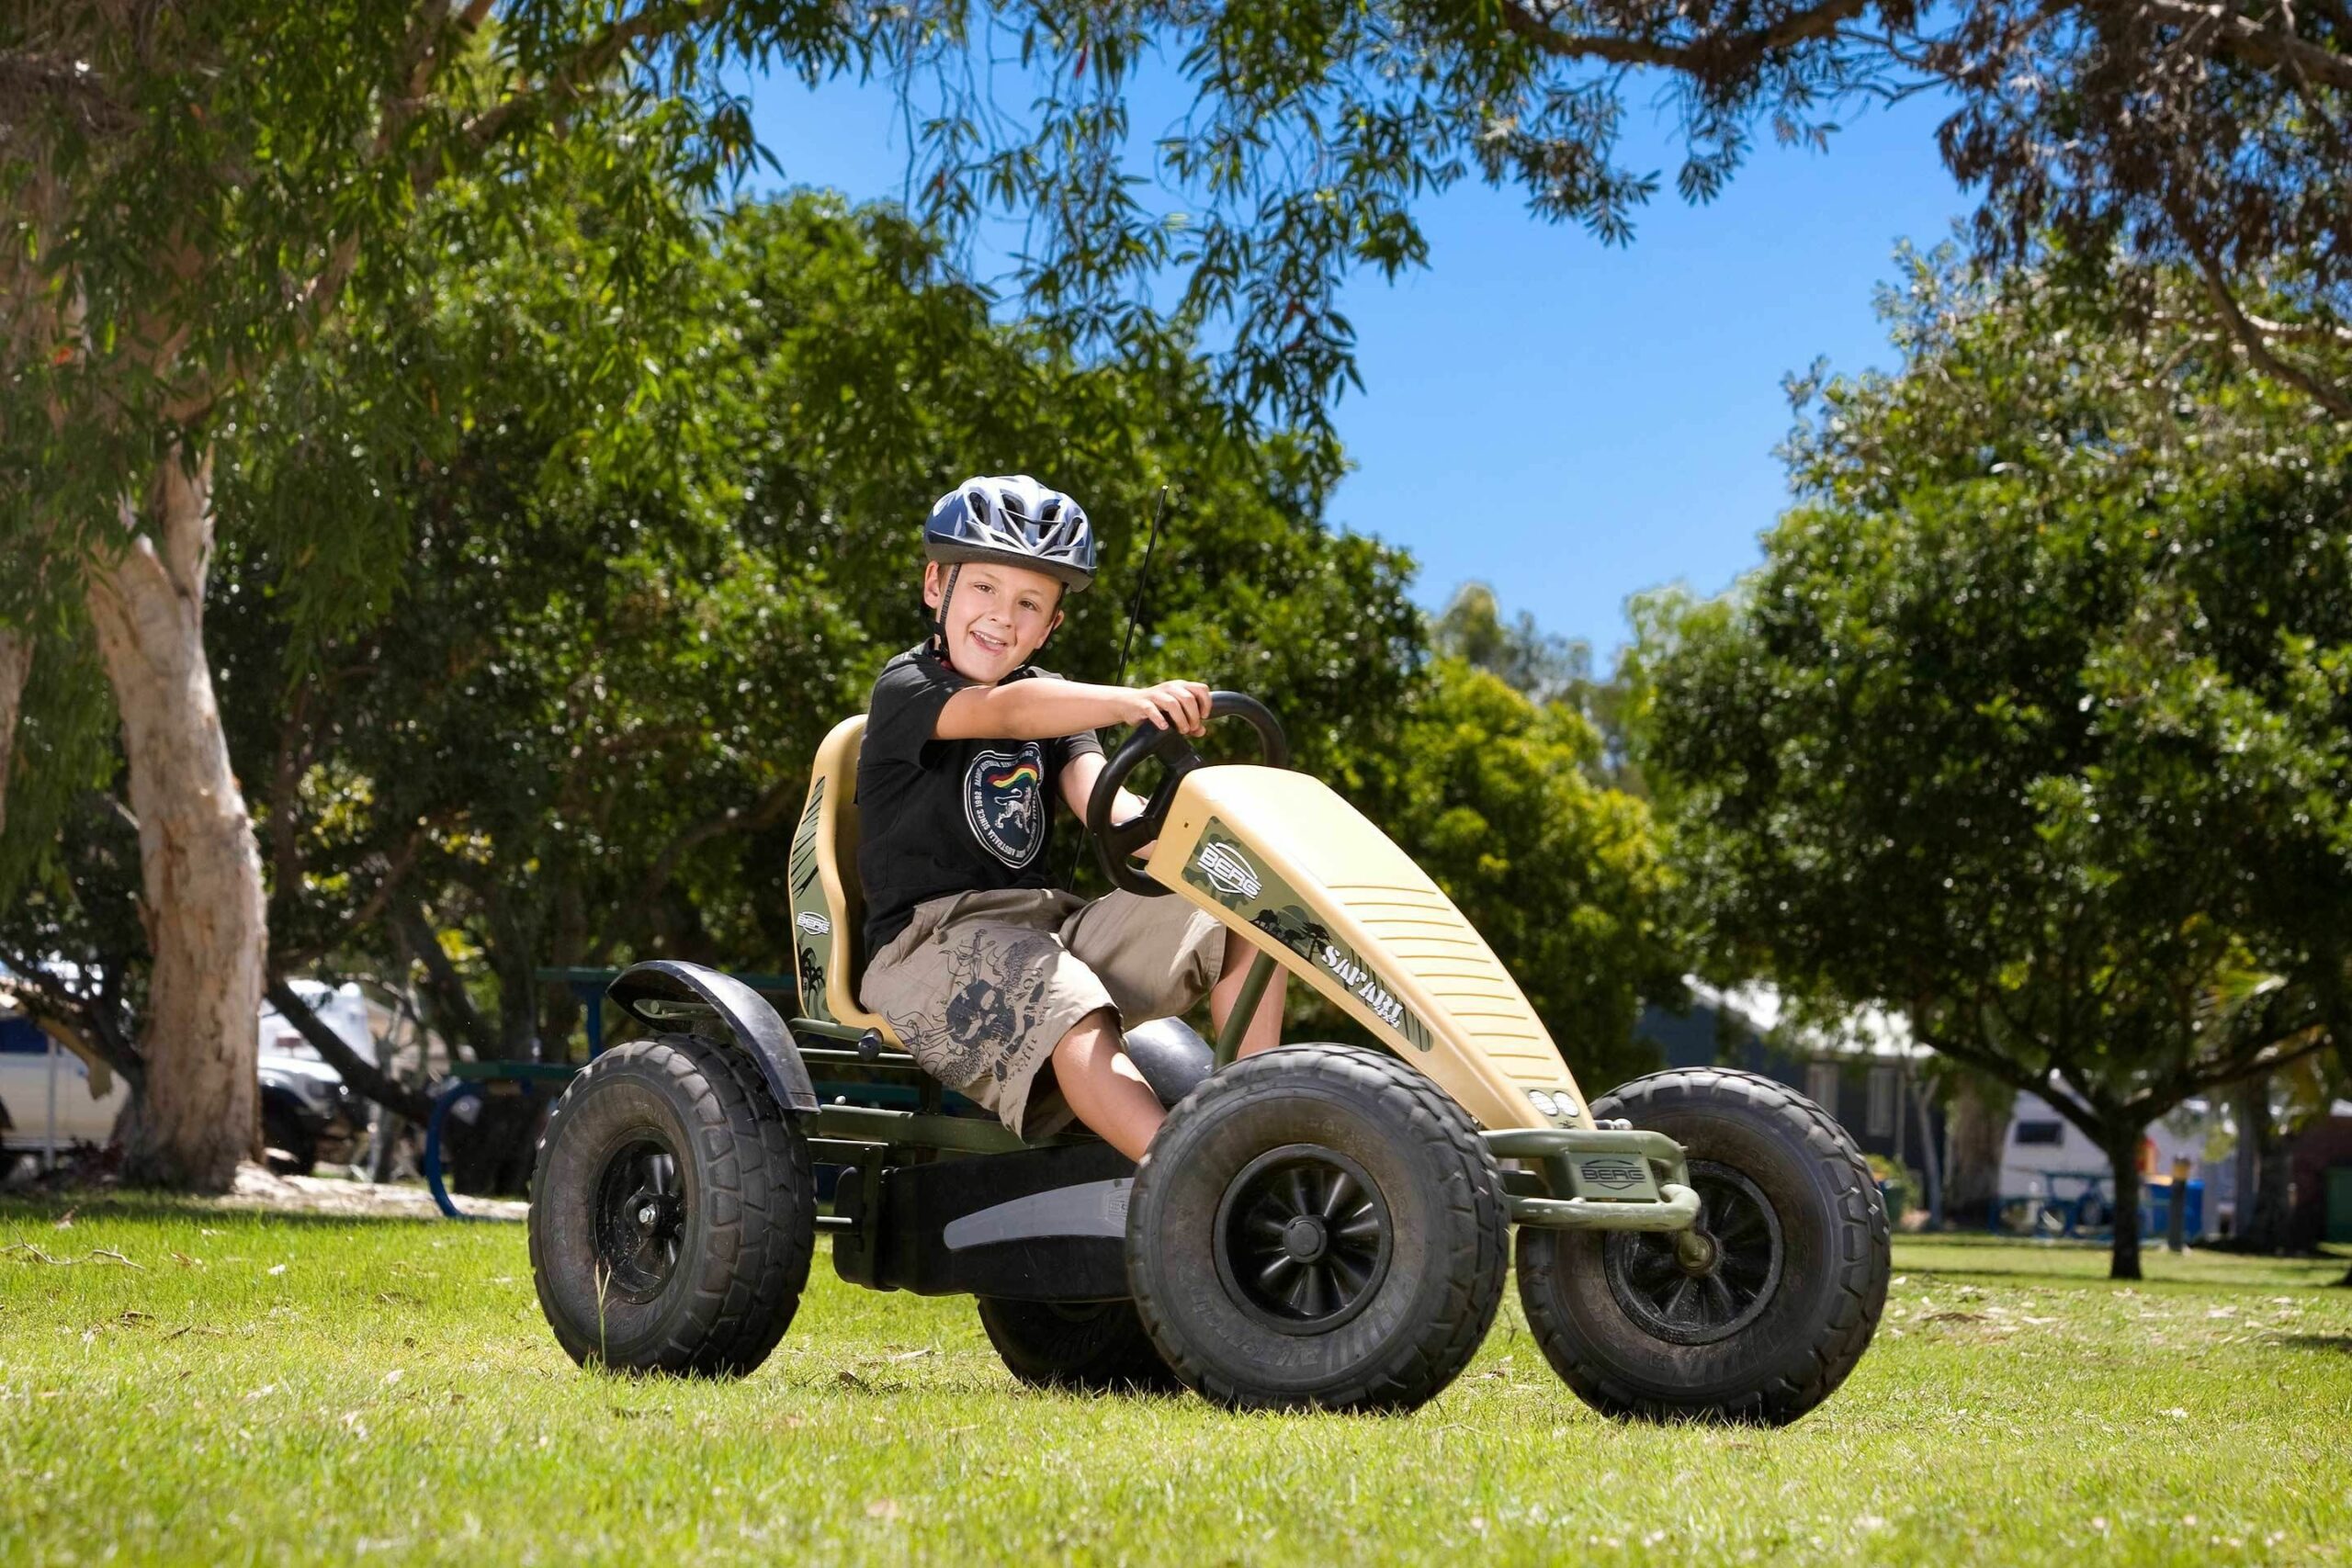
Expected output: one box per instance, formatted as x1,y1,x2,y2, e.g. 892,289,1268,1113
1182,818,1433,1053
787,776,834,1021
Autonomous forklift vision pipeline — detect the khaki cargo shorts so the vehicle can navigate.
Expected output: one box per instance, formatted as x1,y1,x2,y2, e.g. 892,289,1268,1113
858,887,1227,1138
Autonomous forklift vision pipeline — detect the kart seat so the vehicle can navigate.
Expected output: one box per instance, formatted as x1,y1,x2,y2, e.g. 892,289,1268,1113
786,715,904,1046
786,712,1215,1106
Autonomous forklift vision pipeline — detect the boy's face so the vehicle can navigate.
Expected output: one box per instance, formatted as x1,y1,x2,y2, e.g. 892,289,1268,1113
925,559,1065,682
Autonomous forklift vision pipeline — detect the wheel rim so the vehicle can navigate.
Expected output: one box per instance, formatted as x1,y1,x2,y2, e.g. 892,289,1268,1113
1602,1160,1783,1347
593,1135,686,1305
1212,1144,1393,1336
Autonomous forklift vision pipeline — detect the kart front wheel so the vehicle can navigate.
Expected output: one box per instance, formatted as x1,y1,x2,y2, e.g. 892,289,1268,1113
528,1033,815,1376
1126,1043,1510,1413
1517,1067,1888,1425
975,1296,1180,1393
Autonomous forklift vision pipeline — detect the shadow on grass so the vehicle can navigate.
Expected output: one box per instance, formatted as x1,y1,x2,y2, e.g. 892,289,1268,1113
2270,1335,2352,1356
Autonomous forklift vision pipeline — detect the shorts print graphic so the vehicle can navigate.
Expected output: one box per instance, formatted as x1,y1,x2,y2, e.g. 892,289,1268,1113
888,925,1060,1088
963,743,1047,867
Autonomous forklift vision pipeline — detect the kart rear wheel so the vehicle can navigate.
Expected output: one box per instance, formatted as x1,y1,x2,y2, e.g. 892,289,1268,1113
1517,1067,1888,1425
975,1296,1180,1393
1126,1043,1509,1413
528,1033,815,1377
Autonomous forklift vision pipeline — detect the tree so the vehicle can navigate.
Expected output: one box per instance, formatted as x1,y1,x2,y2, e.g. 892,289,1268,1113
1639,253,2352,1278
205,189,1429,1092
1432,582,1643,793
864,0,2352,424
0,2,845,1188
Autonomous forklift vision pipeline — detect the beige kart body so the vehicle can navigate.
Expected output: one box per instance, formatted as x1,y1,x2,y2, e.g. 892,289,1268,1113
1139,764,1589,1137
788,715,1587,1137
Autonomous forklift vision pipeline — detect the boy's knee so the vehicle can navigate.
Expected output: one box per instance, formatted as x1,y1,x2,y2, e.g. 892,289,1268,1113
1053,1007,1122,1060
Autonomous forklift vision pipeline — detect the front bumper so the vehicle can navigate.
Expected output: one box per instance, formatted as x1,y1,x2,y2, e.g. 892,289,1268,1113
1482,1125,1702,1233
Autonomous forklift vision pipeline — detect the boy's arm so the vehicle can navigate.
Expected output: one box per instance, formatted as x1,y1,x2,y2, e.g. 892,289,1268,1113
935,677,1210,742
1058,751,1149,827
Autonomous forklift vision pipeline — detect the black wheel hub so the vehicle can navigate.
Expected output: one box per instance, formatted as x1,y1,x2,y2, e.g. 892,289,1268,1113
593,1136,685,1304
1213,1145,1392,1335
1603,1161,1784,1347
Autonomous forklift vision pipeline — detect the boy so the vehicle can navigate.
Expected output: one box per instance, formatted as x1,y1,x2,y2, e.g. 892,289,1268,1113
857,474,1285,1160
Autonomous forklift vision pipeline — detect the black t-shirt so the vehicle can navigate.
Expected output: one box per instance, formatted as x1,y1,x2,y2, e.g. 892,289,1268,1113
856,644,1104,953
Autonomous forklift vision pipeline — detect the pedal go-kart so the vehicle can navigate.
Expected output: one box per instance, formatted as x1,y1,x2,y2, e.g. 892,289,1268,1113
527,694,1889,1420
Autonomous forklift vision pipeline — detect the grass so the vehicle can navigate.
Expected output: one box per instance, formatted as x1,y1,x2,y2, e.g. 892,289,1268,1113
3,1201,2348,1566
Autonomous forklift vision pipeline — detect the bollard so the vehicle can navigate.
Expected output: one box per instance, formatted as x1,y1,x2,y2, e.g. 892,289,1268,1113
2167,1156,2192,1253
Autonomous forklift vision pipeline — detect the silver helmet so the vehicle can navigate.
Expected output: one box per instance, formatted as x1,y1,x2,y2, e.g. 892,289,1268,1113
923,474,1096,592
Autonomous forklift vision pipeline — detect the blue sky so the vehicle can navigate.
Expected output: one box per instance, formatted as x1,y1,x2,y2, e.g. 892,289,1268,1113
746,66,1968,657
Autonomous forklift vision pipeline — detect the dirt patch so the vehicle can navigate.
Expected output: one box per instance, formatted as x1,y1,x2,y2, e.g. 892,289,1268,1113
218,1162,529,1221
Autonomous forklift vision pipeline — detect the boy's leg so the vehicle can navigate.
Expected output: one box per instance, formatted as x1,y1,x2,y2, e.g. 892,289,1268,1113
1050,1008,1165,1162
1209,926,1289,1057
1062,890,1288,1059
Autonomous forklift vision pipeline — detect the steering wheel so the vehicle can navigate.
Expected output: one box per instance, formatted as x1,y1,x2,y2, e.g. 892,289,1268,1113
1087,692,1289,896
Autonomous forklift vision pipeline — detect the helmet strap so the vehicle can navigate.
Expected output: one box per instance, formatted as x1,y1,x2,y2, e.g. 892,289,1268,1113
926,562,962,658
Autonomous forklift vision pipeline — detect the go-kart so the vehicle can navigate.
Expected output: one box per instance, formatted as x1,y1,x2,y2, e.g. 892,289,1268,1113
526,694,1889,1420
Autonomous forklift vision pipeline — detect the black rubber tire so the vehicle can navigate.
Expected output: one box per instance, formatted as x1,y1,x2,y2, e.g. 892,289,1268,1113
1517,1067,1889,1426
1126,1043,1510,1413
975,1296,1182,1393
527,1033,815,1377
262,1100,318,1178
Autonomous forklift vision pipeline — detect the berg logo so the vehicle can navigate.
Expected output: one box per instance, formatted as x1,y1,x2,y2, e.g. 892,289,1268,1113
1196,842,1262,900
1578,1157,1648,1191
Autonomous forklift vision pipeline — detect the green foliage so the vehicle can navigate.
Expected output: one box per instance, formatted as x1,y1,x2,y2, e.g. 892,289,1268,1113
1432,581,1643,794
209,184,1435,1055
1642,251,2352,1269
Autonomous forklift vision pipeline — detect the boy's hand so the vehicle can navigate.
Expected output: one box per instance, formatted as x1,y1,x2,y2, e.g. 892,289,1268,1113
1123,679,1212,737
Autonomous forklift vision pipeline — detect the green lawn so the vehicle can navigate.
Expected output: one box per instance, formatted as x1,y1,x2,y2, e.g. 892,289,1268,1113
4,1200,2347,1565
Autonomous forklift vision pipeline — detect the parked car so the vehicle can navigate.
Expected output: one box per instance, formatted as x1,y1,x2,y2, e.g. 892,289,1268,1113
1,977,382,1177
256,982,376,1176
0,1010,129,1168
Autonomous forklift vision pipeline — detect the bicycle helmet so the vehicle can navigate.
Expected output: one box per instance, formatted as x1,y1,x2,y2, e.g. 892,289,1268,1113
923,475,1097,592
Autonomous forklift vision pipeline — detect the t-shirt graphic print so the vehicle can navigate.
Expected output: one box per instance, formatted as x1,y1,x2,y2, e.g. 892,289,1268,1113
964,743,1048,867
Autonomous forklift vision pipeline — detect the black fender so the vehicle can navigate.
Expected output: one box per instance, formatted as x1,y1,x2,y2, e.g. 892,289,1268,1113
1122,1016,1215,1108
605,961,819,1115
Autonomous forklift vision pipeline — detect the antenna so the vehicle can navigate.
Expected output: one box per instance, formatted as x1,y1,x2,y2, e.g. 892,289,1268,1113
1111,484,1173,694
1070,484,1174,885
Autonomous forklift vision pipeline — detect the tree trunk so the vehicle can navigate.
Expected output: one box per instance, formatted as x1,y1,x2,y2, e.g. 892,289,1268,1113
0,630,30,840
2104,1133,2145,1281
85,447,266,1193
2250,1098,2296,1254
2233,1077,2264,1243
1941,1070,2013,1226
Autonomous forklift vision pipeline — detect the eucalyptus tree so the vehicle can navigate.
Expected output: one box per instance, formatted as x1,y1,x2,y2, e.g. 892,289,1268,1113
1638,254,2352,1278
0,2,863,1187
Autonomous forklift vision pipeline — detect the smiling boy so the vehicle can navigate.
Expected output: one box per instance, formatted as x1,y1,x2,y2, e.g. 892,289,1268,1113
856,475,1284,1159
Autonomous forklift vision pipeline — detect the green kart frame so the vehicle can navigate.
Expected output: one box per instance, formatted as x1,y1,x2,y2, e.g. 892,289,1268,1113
526,693,1890,1420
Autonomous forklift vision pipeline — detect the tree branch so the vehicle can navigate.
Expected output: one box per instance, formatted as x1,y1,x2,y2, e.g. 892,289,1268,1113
455,0,730,153
395,901,498,1061
263,976,435,1122
274,829,430,973
0,630,31,841
2135,0,2352,93
1499,0,1877,69
2189,248,2352,418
